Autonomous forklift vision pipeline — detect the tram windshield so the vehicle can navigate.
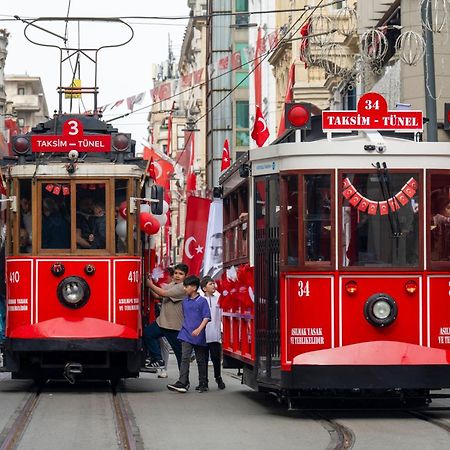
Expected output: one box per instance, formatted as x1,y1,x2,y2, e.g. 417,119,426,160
342,172,419,268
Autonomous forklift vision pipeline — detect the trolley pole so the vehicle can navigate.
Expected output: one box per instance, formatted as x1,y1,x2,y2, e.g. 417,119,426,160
421,1,438,142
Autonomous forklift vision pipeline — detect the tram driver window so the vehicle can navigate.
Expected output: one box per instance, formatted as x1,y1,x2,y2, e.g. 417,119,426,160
41,184,71,250
303,175,331,263
76,184,106,250
430,174,450,262
342,172,419,268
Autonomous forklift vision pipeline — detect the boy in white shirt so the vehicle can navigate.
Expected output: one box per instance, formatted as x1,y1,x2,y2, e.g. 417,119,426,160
200,276,225,390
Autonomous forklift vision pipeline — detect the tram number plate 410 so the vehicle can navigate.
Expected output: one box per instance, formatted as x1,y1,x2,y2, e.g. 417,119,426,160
297,280,310,297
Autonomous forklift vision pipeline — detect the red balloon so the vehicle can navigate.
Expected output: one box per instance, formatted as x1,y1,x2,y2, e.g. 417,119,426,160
140,212,160,235
119,201,127,219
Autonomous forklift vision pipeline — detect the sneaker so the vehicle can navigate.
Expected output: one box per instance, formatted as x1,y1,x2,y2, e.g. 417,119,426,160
216,377,226,390
167,381,189,393
195,383,208,391
198,384,209,393
145,359,165,369
158,369,168,378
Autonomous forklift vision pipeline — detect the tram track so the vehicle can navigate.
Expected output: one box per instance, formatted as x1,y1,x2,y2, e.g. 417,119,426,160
312,414,355,450
0,380,143,450
408,410,450,435
0,388,40,450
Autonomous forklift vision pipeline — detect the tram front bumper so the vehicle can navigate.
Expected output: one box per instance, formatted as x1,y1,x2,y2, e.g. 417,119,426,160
282,341,450,390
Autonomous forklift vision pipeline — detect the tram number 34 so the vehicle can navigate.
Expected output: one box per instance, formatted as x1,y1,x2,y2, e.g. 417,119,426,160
297,280,310,297
9,271,20,283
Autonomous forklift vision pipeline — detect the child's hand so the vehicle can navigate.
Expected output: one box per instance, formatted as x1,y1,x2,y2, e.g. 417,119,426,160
192,327,201,337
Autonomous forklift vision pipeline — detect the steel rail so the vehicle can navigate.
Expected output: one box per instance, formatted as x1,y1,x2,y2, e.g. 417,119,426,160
409,410,450,435
111,384,144,450
0,390,40,450
313,415,355,450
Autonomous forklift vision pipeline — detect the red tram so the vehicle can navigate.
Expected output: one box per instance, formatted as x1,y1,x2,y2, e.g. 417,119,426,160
219,110,450,402
1,114,157,383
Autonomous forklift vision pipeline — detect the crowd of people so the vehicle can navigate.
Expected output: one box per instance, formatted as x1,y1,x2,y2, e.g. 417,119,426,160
144,263,225,394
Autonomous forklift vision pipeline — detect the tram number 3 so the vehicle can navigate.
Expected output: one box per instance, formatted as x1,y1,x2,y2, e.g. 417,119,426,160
67,119,80,136
9,271,20,283
128,270,140,283
297,280,310,297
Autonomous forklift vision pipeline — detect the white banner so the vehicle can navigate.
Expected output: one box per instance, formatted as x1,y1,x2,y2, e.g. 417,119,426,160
201,198,223,279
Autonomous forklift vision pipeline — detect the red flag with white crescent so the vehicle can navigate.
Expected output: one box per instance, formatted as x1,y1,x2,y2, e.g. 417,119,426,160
221,139,231,172
251,106,270,147
182,196,212,275
142,145,174,188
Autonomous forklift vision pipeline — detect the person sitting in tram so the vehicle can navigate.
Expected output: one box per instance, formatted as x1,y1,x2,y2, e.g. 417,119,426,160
42,197,70,249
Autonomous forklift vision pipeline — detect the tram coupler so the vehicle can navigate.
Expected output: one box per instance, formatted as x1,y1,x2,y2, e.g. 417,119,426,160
63,362,83,384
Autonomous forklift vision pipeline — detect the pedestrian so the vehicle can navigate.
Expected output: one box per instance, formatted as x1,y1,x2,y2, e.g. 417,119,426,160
200,276,225,390
167,275,211,393
144,263,188,369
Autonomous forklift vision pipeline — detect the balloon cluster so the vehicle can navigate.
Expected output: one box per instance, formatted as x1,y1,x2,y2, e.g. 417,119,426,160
215,264,254,312
115,199,170,240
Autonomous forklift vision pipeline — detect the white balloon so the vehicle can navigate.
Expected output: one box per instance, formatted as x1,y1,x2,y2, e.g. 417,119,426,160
149,235,157,249
162,200,169,214
154,213,168,226
116,220,127,239
140,203,150,213
116,213,126,223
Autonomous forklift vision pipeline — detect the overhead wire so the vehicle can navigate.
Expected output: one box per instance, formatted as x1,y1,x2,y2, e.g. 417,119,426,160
170,0,328,167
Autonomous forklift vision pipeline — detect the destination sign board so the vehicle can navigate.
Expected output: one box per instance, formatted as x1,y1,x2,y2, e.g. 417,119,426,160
31,118,111,153
322,92,423,133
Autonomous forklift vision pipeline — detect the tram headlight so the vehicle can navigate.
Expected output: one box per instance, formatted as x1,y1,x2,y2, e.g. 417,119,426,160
364,293,397,327
57,276,90,309
112,133,131,152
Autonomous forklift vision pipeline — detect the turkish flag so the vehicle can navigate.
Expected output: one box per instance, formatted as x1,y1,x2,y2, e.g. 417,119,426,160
221,139,231,172
158,82,172,101
251,106,270,147
182,196,212,275
193,68,204,84
142,145,174,189
277,63,295,137
147,157,156,181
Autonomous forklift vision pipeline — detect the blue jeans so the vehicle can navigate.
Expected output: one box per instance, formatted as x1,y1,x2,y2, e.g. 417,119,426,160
143,321,182,369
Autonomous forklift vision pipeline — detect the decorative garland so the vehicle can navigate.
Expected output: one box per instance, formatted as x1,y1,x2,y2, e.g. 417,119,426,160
342,177,417,215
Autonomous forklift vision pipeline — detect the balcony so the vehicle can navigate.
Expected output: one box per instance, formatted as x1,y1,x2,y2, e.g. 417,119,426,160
10,94,41,111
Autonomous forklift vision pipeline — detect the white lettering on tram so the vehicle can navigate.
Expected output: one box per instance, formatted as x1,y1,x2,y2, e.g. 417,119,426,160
36,139,68,148
76,139,106,148
326,115,370,127
7,298,29,312
290,327,325,345
118,297,140,312
438,327,450,344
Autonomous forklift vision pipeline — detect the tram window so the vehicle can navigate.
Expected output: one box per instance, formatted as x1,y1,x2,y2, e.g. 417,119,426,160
115,180,128,253
303,175,331,262
76,184,106,250
430,174,450,262
284,175,299,265
41,184,71,250
19,180,32,253
342,172,419,268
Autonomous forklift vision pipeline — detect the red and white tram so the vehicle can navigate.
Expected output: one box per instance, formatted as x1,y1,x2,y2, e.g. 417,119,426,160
219,112,450,402
2,114,157,383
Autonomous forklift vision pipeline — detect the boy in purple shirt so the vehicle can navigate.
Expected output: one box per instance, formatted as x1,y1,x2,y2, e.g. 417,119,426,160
167,275,211,393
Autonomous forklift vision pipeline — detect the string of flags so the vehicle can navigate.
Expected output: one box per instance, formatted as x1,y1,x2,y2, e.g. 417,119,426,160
84,27,284,115
343,177,418,215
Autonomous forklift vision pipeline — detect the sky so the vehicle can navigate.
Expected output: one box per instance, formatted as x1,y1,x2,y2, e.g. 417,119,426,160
1,1,190,152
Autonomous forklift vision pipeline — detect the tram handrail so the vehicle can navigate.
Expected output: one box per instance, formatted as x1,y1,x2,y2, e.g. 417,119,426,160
0,196,17,212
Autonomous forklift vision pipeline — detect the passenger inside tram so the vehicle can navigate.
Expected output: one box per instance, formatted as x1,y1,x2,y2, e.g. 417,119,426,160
76,197,94,249
42,197,70,249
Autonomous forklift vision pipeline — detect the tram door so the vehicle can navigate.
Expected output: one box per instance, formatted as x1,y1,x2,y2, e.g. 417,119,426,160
254,176,281,382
